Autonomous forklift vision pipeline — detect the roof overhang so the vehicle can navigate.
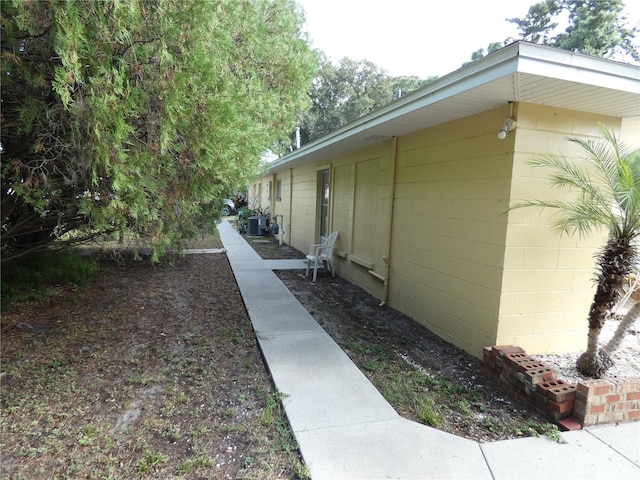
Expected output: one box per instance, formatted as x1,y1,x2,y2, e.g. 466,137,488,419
268,42,640,173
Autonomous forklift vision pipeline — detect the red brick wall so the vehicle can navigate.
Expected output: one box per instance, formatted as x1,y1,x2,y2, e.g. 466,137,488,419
483,346,640,428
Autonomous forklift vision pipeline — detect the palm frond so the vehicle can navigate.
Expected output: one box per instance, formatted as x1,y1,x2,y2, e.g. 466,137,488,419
513,199,610,237
528,154,599,197
526,155,612,215
516,125,640,242
597,124,635,161
569,137,616,185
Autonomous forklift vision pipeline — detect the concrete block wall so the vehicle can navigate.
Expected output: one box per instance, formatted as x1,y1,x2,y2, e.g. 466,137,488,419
252,104,627,361
498,103,619,354
270,169,292,246
483,345,640,428
389,107,512,356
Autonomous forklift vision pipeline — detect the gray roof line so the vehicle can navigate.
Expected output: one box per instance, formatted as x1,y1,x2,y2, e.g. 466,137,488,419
269,41,639,172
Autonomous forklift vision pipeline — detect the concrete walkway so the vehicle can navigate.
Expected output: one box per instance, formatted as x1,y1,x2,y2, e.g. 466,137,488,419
217,220,640,479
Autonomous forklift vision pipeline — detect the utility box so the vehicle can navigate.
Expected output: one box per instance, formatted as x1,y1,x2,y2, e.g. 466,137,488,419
247,216,268,236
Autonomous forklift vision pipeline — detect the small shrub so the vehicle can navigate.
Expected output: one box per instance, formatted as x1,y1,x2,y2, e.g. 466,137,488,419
522,420,566,443
1,251,98,310
137,450,167,473
176,454,212,474
415,397,442,427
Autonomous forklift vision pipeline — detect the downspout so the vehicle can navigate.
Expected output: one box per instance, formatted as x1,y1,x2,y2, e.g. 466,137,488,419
271,173,281,243
271,174,277,213
382,136,399,306
288,167,293,245
329,165,335,231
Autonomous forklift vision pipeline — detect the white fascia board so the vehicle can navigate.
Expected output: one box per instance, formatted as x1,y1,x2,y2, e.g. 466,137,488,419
371,58,519,124
269,49,521,173
268,42,639,173
516,43,640,93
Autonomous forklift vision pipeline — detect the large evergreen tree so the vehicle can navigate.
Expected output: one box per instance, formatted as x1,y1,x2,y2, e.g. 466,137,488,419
1,0,315,263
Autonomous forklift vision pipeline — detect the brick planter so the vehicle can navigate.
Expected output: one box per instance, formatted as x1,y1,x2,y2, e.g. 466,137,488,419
483,345,640,428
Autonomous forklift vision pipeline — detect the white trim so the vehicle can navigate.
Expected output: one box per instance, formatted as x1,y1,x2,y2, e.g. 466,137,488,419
270,42,640,173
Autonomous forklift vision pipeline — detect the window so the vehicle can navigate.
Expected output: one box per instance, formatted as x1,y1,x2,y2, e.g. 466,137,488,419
352,158,378,263
318,170,330,241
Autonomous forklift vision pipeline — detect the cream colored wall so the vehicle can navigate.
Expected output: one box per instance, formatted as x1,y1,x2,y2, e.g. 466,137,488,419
388,107,514,356
330,163,354,257
288,163,323,250
248,104,626,359
255,144,394,299
270,170,292,245
501,103,620,355
621,116,639,146
249,169,297,246
248,163,324,251
248,178,269,212
329,143,394,299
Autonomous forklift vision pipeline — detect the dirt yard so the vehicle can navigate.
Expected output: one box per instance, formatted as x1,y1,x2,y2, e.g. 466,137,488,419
2,227,569,478
245,235,560,443
1,240,307,479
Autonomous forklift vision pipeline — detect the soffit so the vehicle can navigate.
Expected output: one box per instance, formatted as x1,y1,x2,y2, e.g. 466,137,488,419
269,43,640,172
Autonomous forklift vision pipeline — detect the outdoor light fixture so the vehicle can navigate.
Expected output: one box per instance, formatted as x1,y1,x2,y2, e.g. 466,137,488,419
498,117,516,140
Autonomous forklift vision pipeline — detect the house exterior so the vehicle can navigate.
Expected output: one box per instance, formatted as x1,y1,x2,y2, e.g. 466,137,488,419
250,42,640,359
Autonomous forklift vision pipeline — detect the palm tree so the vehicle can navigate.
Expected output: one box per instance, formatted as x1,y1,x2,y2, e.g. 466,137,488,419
514,124,640,378
600,276,639,364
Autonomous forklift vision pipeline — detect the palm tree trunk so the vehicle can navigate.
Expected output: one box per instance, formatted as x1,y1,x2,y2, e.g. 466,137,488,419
576,237,635,377
601,300,640,358
576,290,616,378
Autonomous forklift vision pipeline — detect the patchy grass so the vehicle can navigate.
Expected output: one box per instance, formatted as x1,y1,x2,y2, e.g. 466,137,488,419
243,236,563,444
1,252,307,479
1,252,98,311
340,327,562,442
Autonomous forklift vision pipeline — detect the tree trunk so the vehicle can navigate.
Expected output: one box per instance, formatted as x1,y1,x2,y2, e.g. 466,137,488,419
576,237,635,377
600,300,640,364
577,328,608,378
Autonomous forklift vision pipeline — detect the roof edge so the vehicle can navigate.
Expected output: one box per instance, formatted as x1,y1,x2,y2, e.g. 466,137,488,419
268,42,639,173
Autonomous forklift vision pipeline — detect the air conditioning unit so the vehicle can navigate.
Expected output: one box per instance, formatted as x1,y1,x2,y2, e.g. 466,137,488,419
247,216,267,236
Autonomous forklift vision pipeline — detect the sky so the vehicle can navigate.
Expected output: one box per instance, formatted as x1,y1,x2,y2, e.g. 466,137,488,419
296,0,640,78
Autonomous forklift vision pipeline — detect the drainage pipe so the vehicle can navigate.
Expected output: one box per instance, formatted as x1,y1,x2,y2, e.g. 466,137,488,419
381,136,398,306
288,167,294,246
273,214,284,245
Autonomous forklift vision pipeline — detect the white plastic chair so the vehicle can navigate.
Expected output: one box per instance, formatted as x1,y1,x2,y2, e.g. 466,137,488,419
305,231,338,282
